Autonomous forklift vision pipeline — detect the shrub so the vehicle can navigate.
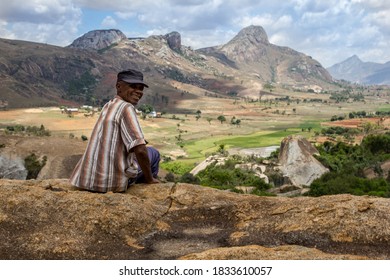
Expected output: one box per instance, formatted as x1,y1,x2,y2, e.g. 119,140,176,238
309,136,390,197
5,124,50,136
197,163,270,192
179,172,200,184
165,172,175,182
362,133,390,154
160,161,193,176
26,125,51,136
307,174,390,197
24,154,47,179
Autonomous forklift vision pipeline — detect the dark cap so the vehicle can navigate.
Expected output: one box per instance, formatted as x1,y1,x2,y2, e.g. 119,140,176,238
117,69,149,88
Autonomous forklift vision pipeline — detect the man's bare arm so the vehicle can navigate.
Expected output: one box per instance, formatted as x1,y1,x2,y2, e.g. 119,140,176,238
133,144,159,184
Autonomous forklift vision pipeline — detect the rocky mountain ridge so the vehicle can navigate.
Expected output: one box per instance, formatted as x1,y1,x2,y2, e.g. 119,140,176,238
327,55,390,85
0,25,336,109
199,25,333,86
68,29,127,50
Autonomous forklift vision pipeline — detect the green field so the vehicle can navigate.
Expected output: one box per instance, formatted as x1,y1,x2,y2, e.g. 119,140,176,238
1,90,389,175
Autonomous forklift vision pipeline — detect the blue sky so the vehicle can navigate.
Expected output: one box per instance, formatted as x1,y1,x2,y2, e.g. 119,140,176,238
1,0,390,67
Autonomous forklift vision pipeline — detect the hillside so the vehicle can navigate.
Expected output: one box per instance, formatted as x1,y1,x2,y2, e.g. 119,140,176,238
327,55,390,85
199,25,333,89
2,178,389,260
0,26,337,109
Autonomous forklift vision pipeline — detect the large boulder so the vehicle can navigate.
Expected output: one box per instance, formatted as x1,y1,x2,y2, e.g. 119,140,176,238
164,31,181,53
1,179,390,260
0,156,27,179
278,135,328,186
68,29,127,50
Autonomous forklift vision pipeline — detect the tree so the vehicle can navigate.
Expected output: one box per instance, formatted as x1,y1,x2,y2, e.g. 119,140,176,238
206,117,213,124
231,116,241,126
263,83,274,91
195,110,201,121
138,104,154,114
24,154,47,179
217,115,226,124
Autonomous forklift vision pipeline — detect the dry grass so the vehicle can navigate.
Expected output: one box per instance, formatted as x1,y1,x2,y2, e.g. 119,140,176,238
0,93,388,164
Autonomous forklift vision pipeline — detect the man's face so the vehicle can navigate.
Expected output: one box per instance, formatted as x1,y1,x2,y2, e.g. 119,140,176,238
117,82,144,105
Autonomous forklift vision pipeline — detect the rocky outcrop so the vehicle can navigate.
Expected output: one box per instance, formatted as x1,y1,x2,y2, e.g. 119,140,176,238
190,155,226,175
1,179,390,260
278,135,328,187
180,245,367,260
164,31,181,53
0,156,27,179
363,159,390,181
222,25,270,61
190,136,326,193
68,29,127,50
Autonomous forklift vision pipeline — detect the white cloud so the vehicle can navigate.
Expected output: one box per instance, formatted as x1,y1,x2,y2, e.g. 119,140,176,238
352,0,390,9
0,20,16,39
236,14,273,29
269,32,291,46
363,10,390,31
101,16,117,28
182,29,237,49
115,12,136,20
145,28,171,37
0,0,81,24
0,0,82,45
235,14,293,34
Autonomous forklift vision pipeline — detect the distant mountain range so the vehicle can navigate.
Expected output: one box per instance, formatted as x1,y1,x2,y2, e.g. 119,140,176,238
327,55,390,85
0,26,336,109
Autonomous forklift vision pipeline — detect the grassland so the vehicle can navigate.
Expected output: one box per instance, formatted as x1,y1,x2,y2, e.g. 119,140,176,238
1,89,389,174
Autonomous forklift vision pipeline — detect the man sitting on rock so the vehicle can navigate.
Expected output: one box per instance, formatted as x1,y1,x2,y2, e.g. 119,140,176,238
70,69,160,192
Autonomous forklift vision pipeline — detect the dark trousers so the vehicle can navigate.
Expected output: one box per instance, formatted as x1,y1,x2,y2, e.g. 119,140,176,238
128,146,160,185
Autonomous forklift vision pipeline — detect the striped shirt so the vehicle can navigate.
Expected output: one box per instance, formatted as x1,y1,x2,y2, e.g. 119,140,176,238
69,96,146,192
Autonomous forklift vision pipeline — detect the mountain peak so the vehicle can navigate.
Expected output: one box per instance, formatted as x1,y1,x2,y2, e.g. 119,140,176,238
231,25,269,44
345,55,363,64
68,29,127,50
216,25,270,66
327,54,390,84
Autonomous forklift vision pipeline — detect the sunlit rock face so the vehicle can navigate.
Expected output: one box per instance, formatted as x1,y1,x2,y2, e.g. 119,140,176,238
0,156,27,179
1,179,389,260
68,29,127,50
278,135,329,186
164,31,182,53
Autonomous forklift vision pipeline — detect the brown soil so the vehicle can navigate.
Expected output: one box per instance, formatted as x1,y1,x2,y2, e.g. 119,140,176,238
322,117,390,129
